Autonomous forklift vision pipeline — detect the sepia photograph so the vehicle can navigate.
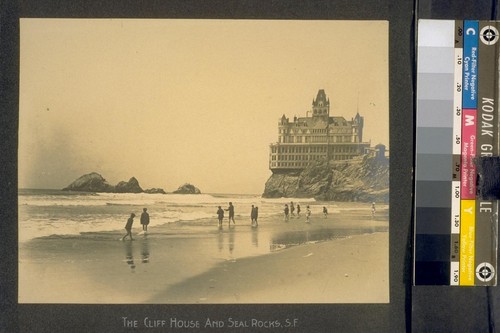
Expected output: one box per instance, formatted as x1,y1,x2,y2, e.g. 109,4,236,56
18,19,389,304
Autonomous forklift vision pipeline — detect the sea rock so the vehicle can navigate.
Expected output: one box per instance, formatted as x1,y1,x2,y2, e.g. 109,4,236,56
144,188,166,194
62,172,115,192
114,177,143,193
173,183,201,194
262,155,389,203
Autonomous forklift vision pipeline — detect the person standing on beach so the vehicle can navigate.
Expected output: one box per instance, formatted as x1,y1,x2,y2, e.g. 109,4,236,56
140,208,150,232
251,205,257,227
323,206,328,219
296,204,301,217
305,206,311,223
290,202,295,216
217,206,224,228
371,202,376,219
225,202,235,225
284,204,289,222
122,213,135,241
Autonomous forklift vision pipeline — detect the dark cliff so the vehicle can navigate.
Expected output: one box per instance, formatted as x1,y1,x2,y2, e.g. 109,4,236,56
262,155,389,203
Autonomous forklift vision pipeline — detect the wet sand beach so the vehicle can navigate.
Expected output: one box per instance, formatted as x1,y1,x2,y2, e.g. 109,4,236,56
150,232,388,304
19,209,388,304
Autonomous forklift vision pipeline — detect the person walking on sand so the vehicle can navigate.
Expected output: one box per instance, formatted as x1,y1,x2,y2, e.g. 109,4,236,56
140,208,150,232
296,204,301,217
305,206,311,224
323,206,328,219
371,202,376,219
290,201,295,216
284,204,289,222
217,206,224,228
122,213,136,241
225,202,235,225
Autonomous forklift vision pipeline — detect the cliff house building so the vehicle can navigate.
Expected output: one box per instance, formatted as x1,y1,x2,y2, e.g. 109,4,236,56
269,89,371,173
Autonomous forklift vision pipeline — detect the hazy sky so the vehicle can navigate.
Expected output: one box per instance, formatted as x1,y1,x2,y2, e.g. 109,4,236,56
19,19,388,194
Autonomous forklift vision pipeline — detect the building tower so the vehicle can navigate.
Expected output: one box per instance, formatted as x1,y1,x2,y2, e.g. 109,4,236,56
353,112,364,143
312,89,330,118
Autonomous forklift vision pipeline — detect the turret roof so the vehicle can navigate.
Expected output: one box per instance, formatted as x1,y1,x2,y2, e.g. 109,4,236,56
312,89,330,107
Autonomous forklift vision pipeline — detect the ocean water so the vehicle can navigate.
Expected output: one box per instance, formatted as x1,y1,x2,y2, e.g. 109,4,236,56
18,189,321,243
18,189,387,244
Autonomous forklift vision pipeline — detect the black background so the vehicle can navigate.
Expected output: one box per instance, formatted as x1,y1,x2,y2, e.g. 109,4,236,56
0,0,497,331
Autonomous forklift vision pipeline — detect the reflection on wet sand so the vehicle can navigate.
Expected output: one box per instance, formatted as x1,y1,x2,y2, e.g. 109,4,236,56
141,236,150,264
216,228,237,255
251,227,258,247
217,229,224,252
228,228,235,254
124,240,135,272
210,220,388,256
270,225,387,251
123,237,151,270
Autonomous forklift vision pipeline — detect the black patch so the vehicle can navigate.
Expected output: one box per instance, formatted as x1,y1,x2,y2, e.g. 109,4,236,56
476,156,500,199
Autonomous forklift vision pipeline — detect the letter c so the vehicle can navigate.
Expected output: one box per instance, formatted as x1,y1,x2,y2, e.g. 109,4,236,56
466,28,476,35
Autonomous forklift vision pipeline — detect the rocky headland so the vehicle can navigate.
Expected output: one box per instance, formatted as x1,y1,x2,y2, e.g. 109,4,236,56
262,155,389,203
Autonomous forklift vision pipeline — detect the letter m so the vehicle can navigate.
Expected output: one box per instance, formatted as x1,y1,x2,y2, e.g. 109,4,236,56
464,114,475,126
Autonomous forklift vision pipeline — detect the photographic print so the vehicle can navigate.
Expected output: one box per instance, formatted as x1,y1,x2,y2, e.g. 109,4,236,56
18,19,389,304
